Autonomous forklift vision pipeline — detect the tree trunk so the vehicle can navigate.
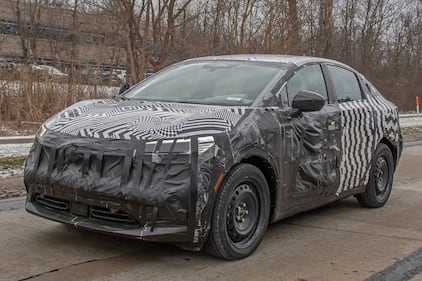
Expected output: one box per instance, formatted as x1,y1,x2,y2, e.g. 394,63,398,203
319,0,334,57
69,0,79,85
287,0,301,54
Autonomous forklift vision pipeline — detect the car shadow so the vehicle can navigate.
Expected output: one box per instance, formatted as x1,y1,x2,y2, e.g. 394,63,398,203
35,196,363,261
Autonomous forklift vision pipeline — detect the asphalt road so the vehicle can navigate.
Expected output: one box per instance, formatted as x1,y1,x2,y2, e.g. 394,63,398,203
1,146,422,281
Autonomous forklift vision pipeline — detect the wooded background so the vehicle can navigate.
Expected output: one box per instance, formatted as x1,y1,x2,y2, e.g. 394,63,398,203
1,0,421,117
92,0,421,111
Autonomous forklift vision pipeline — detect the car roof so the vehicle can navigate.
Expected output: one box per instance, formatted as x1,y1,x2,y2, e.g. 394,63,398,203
186,54,351,69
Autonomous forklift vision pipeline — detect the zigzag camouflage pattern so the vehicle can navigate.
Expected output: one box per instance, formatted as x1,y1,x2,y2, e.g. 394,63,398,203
50,99,247,140
336,90,400,195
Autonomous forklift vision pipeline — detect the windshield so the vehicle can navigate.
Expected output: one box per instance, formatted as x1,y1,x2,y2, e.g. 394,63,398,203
125,61,286,106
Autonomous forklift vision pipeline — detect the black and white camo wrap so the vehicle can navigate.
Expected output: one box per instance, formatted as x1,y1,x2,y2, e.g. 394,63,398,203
47,94,399,196
49,99,246,140
336,95,400,195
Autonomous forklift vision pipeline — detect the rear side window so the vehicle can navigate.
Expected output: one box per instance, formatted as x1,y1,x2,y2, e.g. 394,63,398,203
363,79,382,97
286,64,328,106
327,65,362,102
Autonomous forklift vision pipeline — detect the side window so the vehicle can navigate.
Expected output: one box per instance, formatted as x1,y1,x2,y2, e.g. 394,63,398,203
286,64,328,106
363,79,382,97
327,65,363,102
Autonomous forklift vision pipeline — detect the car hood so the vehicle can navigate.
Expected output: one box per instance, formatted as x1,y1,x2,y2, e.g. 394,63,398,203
47,99,247,140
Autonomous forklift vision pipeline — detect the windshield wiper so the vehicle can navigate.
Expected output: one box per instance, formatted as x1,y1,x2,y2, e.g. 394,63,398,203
135,98,205,105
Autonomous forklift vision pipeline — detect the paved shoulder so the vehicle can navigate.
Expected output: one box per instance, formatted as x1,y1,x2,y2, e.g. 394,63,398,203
0,198,25,212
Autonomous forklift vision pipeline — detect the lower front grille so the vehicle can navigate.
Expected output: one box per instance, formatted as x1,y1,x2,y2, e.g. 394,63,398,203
90,206,138,224
33,193,139,225
35,194,69,211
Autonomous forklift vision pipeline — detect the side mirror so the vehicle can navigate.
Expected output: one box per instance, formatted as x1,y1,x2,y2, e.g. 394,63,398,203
292,91,325,112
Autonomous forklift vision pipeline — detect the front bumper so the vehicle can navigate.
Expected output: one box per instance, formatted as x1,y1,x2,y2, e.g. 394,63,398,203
23,131,226,248
26,192,190,242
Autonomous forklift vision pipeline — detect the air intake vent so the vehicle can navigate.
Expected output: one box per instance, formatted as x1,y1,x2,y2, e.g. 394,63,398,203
90,206,138,224
35,194,69,211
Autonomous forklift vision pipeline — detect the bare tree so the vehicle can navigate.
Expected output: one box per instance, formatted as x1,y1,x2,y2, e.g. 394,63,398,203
319,0,333,57
287,0,301,53
69,0,79,83
10,0,41,63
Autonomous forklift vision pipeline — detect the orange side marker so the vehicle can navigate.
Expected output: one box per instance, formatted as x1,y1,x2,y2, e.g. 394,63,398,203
214,172,225,192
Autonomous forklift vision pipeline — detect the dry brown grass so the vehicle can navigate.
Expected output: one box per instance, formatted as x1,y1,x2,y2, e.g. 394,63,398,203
0,71,117,134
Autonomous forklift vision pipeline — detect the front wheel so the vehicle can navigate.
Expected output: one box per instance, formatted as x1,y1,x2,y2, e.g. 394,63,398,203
204,164,270,260
356,143,394,208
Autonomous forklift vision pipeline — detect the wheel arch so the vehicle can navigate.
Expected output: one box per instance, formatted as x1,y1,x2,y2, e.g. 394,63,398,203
238,154,280,223
356,137,396,208
379,137,398,170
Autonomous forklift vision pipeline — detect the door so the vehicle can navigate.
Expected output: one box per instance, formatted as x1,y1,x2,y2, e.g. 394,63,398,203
281,64,341,207
325,65,375,196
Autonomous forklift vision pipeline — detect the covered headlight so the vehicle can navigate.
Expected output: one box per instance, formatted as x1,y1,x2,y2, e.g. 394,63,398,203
145,136,215,156
36,116,57,140
37,124,48,139
198,136,215,155
145,139,191,155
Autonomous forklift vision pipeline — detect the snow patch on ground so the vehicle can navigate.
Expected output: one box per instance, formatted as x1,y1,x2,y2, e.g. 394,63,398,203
0,168,24,179
400,116,422,128
0,143,31,178
0,143,33,158
0,80,120,97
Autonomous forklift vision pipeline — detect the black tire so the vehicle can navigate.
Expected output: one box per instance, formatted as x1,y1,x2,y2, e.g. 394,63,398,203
204,164,270,260
356,143,394,208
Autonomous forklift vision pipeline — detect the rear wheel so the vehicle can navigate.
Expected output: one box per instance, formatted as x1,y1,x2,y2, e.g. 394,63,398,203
204,164,270,260
356,143,394,208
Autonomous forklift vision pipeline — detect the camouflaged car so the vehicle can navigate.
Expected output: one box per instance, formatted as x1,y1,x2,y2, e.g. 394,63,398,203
24,55,402,260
